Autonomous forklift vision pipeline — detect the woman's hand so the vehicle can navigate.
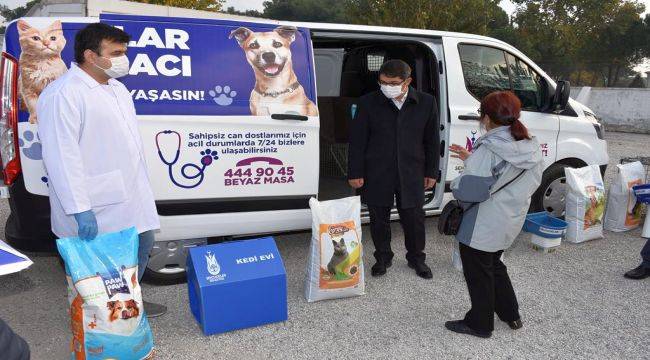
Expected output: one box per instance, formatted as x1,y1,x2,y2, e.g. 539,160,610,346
449,144,471,161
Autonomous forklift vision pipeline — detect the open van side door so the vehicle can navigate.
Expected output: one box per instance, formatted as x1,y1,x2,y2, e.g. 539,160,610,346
100,14,320,216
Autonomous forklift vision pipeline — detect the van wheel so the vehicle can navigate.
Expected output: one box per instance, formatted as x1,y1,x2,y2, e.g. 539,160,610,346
143,267,186,285
530,163,569,218
141,237,211,285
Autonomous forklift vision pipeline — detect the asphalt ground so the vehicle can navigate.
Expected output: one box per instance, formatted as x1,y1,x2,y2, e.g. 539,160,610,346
1,131,649,359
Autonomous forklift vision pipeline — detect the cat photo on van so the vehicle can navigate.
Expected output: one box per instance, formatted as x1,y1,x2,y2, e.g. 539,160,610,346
17,20,68,124
229,25,318,117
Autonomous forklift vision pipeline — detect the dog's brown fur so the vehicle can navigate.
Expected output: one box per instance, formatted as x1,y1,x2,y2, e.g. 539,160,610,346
107,300,124,322
122,299,140,320
230,26,318,116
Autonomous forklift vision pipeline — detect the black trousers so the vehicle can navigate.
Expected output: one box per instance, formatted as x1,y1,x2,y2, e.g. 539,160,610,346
459,242,520,333
367,205,426,264
641,238,650,268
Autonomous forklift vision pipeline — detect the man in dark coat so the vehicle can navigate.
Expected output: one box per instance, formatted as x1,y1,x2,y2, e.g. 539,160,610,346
348,59,439,279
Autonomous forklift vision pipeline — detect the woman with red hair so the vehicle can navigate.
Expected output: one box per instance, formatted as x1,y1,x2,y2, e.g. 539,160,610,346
446,91,544,338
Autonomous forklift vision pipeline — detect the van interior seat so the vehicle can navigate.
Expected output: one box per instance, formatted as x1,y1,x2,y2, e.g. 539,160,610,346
340,71,366,98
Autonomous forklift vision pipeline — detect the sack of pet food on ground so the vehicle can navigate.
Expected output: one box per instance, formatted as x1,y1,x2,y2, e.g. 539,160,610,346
305,196,364,302
604,161,646,232
57,227,154,359
565,165,606,243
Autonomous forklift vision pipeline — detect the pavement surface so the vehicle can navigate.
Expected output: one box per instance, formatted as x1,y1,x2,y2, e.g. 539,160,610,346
1,131,649,360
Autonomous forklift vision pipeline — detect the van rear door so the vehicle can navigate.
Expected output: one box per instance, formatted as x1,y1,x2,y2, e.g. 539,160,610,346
100,14,320,216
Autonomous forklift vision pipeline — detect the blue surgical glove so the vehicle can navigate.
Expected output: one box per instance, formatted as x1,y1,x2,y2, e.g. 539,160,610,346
73,210,98,241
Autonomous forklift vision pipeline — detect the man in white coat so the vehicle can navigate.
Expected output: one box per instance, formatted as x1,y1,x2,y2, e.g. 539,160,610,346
37,23,166,316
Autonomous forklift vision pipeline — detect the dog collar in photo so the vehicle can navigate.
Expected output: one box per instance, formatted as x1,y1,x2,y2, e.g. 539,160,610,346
255,82,300,98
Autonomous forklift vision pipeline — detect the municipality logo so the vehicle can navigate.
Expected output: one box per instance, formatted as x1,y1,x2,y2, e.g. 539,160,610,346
205,251,226,282
205,251,221,275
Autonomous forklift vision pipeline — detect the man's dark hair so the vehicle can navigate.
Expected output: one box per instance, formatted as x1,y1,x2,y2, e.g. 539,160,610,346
379,59,412,80
74,23,131,64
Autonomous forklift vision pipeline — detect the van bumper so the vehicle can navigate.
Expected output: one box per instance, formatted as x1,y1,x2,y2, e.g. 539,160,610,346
155,209,313,242
5,174,56,253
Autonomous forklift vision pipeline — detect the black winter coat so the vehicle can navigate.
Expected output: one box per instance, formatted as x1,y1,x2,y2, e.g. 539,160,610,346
348,87,439,208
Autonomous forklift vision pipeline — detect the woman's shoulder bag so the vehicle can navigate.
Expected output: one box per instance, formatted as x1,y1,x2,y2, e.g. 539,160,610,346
438,169,526,235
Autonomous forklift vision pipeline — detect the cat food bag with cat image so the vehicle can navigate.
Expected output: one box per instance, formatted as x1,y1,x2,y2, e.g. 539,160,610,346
56,227,154,360
604,161,646,232
565,165,606,243
305,196,365,302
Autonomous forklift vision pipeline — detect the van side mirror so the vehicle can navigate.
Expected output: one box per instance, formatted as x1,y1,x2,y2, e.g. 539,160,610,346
553,80,571,112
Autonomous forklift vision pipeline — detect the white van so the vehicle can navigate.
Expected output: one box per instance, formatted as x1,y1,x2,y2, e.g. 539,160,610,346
1,14,607,281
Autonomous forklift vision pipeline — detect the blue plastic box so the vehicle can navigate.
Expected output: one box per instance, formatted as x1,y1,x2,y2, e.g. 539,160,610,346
186,237,287,335
523,212,568,238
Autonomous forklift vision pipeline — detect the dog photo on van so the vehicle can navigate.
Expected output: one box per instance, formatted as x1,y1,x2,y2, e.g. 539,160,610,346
229,25,318,117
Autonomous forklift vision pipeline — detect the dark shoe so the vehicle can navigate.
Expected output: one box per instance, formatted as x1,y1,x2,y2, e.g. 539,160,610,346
408,261,433,279
624,264,650,280
371,260,392,277
507,318,523,330
144,301,167,318
444,320,491,338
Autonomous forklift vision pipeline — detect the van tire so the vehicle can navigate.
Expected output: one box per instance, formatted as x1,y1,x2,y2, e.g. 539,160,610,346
530,163,570,218
143,268,186,285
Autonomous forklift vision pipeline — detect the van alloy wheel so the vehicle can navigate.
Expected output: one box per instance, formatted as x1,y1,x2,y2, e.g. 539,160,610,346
530,163,571,217
143,238,207,284
542,177,567,218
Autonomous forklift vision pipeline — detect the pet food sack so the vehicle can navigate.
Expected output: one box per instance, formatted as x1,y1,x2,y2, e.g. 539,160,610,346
305,196,364,302
604,161,646,232
57,227,154,359
565,165,606,243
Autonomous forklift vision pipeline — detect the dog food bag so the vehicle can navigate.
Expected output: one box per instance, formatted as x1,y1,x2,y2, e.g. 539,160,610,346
57,227,154,360
305,196,364,302
565,165,606,243
604,161,646,232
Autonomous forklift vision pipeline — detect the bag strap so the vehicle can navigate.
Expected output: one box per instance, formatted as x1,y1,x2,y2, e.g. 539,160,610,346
465,169,526,212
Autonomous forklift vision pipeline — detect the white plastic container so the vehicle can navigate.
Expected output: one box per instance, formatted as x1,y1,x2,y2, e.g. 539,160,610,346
530,234,561,253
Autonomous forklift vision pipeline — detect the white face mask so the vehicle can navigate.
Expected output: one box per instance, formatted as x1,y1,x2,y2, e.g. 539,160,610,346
95,54,130,78
380,84,404,99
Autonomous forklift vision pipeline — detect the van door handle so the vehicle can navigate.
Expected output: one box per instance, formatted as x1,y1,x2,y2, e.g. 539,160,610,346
271,114,308,121
458,114,480,121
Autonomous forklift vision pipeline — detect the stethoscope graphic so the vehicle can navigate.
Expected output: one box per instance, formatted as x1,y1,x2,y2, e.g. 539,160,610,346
155,130,218,189
470,130,477,144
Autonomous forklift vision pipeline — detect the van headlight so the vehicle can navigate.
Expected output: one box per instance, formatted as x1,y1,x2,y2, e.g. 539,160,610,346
585,111,604,139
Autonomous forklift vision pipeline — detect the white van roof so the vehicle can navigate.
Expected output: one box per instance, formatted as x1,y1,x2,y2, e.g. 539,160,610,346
292,20,509,45
6,15,510,48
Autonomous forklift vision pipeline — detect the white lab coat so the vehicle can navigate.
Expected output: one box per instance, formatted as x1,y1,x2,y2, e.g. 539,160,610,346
37,64,160,238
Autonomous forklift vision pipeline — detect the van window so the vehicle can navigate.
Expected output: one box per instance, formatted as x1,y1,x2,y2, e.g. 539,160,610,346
506,53,544,111
367,53,384,71
458,44,510,101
